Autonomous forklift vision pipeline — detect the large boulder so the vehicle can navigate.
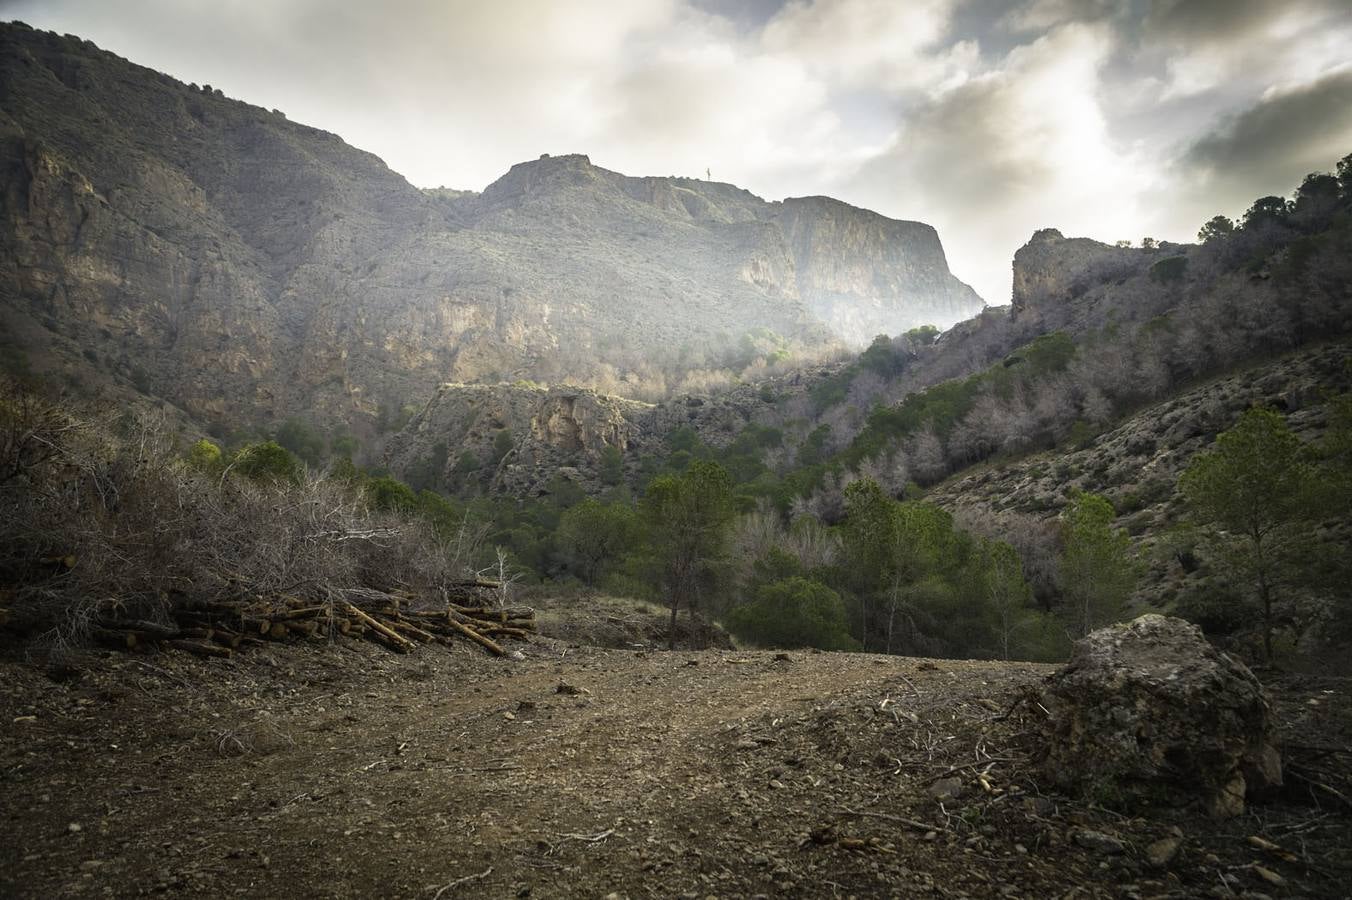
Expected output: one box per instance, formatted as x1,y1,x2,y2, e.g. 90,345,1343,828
1038,614,1282,818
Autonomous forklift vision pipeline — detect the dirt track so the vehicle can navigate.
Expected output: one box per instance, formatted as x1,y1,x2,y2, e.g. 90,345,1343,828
1,639,1348,898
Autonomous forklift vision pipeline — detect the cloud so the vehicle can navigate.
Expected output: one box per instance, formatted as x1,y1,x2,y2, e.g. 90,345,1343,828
1166,68,1352,225
761,0,974,94
1000,0,1121,34
843,23,1149,303
1140,0,1352,99
6,0,1352,318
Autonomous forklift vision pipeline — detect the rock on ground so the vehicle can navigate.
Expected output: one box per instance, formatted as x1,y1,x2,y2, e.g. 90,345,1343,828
1037,614,1282,818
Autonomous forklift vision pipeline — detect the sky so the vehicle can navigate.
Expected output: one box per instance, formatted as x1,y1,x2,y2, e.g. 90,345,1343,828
5,0,1352,305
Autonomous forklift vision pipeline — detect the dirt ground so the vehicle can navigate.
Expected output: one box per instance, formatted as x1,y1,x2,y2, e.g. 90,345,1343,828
1,635,1349,899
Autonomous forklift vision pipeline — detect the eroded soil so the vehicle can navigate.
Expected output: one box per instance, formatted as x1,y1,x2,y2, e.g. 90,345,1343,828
1,639,1348,899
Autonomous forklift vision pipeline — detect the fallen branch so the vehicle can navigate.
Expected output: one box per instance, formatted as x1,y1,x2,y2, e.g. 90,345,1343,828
430,866,492,899
837,807,941,833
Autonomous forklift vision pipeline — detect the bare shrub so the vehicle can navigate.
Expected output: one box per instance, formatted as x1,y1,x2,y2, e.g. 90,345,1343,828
0,380,489,653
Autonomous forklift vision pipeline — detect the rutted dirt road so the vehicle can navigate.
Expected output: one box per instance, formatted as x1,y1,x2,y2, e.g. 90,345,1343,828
1,639,1348,898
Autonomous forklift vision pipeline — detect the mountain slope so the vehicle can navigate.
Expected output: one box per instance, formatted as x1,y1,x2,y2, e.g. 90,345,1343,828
0,21,982,435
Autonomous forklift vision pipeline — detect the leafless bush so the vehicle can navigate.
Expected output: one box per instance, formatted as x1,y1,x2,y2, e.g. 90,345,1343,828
0,380,490,651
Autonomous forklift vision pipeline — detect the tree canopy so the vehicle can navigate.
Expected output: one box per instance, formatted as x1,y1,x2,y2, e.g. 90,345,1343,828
642,460,736,647
1180,407,1316,660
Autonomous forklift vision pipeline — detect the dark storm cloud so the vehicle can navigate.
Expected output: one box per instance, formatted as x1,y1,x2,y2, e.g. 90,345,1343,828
1143,0,1338,44
1183,69,1352,181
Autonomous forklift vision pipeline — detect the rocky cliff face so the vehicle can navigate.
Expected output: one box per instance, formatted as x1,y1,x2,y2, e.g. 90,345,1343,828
1009,228,1186,333
778,196,983,345
383,382,652,496
0,23,983,436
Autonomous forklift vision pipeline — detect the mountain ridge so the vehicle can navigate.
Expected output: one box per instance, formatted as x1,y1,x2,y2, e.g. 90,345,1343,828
0,21,982,439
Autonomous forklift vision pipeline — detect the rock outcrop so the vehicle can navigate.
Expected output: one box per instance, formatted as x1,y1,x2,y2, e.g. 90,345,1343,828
1010,229,1170,331
1037,615,1282,818
776,196,983,345
381,359,834,495
382,383,651,496
0,22,983,435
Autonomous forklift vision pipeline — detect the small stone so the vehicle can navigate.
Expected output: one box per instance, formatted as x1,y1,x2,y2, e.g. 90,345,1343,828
509,650,526,661
1145,836,1181,868
734,739,759,751
502,711,516,721
1023,796,1056,816
67,823,82,834
768,780,786,790
926,777,964,801
1073,829,1125,855
1251,866,1285,887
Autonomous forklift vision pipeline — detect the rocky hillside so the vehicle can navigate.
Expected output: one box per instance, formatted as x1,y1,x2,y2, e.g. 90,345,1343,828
383,370,820,496
0,21,981,436
927,342,1352,611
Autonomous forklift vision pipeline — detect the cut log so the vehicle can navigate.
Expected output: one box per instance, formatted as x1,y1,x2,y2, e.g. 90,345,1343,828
274,606,328,621
174,598,246,616
211,629,242,649
284,619,318,637
480,625,533,639
106,619,180,640
168,639,232,659
240,616,270,636
91,626,138,650
455,614,535,635
448,578,502,588
444,617,505,656
342,602,415,653
267,622,290,640
387,619,437,643
444,605,535,621
178,627,214,641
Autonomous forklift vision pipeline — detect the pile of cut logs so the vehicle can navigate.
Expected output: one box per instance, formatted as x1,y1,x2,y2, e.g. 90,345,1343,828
88,581,535,659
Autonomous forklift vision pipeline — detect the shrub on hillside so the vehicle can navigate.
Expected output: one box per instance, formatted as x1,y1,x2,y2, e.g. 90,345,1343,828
726,576,856,650
231,440,301,483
